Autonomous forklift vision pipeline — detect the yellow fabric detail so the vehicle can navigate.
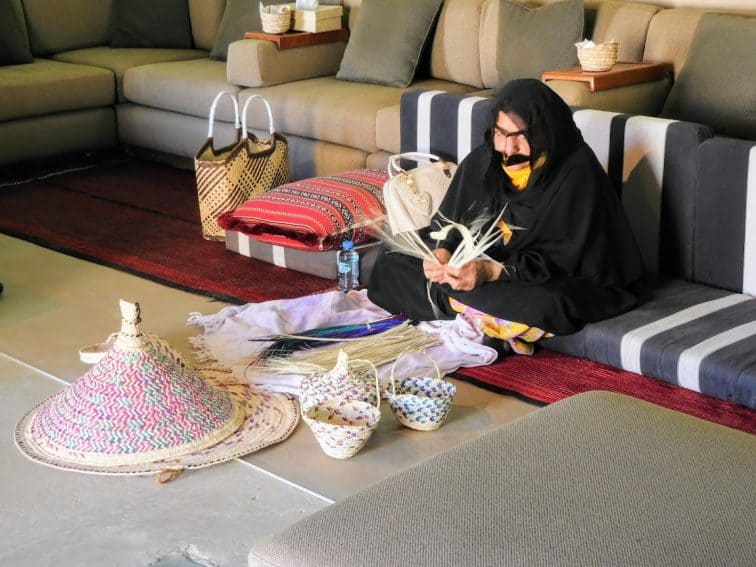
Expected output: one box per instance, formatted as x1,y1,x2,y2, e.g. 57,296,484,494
501,154,547,191
448,298,553,356
502,163,530,190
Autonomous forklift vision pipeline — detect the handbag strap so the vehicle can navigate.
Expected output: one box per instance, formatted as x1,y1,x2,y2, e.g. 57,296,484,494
388,152,443,177
241,95,276,139
206,91,240,139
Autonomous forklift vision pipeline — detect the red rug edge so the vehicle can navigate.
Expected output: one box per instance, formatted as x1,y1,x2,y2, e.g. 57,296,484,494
453,350,756,436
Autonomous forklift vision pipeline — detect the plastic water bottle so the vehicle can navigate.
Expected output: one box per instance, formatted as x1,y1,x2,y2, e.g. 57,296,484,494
338,240,360,291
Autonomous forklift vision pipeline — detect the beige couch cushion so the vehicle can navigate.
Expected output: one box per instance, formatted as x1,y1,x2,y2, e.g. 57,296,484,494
188,0,226,50
429,0,486,88
591,0,660,62
239,77,474,153
53,47,207,102
123,58,239,122
22,0,113,56
0,59,114,121
643,8,706,75
661,13,756,139
546,77,671,115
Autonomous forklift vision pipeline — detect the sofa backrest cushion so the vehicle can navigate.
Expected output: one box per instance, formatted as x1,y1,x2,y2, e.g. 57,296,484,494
661,13,756,141
110,0,193,49
642,8,705,75
337,0,444,88
479,0,583,89
694,138,756,296
210,0,291,60
399,90,714,278
1,0,34,65
188,0,225,51
21,0,112,56
591,0,660,63
429,0,485,88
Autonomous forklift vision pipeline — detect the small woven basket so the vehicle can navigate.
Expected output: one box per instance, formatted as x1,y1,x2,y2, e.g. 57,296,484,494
577,41,619,72
261,10,291,34
385,350,456,431
299,351,379,413
302,359,381,459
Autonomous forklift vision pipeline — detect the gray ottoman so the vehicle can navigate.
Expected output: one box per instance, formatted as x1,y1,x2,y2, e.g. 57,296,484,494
249,392,755,566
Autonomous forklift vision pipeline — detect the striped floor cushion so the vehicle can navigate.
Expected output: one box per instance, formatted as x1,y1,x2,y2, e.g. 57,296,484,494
546,277,756,409
225,229,381,282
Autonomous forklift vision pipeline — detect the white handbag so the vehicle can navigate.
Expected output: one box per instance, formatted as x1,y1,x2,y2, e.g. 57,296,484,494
383,152,457,235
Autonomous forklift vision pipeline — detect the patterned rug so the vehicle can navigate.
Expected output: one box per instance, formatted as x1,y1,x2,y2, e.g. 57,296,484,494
0,157,336,303
3,156,752,434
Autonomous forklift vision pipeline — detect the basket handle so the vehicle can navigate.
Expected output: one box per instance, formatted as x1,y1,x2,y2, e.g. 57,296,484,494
241,94,276,139
388,349,441,396
387,152,443,178
350,359,381,409
206,91,240,140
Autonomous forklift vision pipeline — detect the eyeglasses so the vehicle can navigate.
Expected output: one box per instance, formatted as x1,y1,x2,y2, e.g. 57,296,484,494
492,125,528,140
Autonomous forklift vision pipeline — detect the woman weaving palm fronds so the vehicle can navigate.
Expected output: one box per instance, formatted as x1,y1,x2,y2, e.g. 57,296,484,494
368,79,645,357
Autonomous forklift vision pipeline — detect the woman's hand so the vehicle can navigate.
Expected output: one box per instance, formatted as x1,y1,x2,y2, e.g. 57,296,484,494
444,260,501,291
423,248,452,283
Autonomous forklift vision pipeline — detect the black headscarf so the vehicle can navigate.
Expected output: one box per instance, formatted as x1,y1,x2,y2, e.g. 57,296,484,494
368,80,646,334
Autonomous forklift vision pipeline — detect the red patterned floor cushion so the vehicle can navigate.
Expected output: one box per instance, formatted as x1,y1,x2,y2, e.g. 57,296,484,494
218,169,387,251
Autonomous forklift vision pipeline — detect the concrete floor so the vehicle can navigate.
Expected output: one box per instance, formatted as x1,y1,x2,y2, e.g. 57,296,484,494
0,233,539,566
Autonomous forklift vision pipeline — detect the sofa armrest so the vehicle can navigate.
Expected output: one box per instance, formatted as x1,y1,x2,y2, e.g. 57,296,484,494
546,77,672,116
226,39,346,88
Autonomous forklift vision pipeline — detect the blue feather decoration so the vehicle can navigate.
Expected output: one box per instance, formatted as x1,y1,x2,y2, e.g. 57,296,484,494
250,314,410,360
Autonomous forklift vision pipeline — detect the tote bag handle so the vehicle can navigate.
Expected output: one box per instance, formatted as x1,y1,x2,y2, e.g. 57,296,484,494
388,152,444,178
206,91,240,140
241,95,276,139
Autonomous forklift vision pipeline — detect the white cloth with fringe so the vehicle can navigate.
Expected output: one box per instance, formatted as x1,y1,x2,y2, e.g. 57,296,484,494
187,290,497,395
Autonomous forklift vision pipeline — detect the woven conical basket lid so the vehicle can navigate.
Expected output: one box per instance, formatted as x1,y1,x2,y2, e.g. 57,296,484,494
18,300,244,467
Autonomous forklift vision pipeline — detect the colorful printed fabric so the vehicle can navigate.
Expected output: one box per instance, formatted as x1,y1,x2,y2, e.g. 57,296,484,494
449,297,552,355
219,169,387,251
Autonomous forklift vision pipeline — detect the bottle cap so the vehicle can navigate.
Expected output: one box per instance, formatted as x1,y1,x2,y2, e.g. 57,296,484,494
343,240,354,250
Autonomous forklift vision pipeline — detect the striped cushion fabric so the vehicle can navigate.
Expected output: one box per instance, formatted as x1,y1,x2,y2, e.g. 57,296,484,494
225,230,381,281
694,138,756,296
546,277,756,408
219,169,387,252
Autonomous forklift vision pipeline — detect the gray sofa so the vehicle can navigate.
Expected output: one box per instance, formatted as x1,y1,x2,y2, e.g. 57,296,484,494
0,0,219,165
3,0,754,175
247,392,756,566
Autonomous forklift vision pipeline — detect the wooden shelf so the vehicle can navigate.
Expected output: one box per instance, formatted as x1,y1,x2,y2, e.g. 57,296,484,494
542,62,673,92
244,28,349,50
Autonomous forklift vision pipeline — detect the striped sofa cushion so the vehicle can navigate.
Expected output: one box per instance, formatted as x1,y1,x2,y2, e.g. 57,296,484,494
694,137,756,296
546,277,756,408
399,90,756,409
399,90,713,278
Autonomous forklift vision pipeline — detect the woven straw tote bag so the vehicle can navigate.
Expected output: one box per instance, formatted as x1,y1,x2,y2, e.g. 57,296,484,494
194,92,289,241
385,350,456,431
302,359,381,459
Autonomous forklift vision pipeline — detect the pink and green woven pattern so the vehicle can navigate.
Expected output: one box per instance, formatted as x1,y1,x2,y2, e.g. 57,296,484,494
27,345,243,466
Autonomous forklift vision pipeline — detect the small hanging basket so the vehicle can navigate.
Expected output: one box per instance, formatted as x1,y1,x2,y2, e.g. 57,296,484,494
385,350,456,431
577,41,619,72
261,9,291,34
302,359,381,459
